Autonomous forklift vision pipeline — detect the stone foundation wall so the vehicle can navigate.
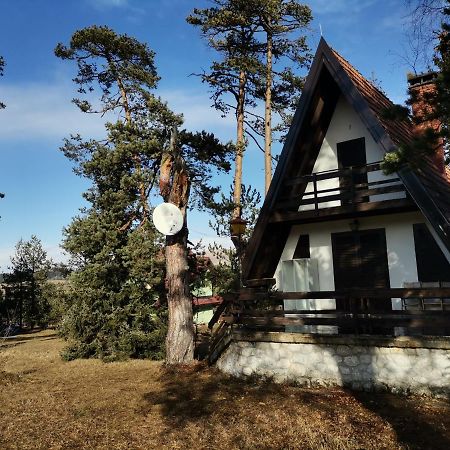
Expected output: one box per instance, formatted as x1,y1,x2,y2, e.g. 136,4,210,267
216,332,450,396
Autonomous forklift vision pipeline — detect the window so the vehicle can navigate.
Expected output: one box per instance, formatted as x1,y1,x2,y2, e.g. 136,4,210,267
293,234,310,259
413,223,450,282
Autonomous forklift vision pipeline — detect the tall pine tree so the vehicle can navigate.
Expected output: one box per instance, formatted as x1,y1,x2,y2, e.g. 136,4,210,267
56,26,232,363
187,1,312,198
188,4,262,217
245,0,312,193
382,1,450,172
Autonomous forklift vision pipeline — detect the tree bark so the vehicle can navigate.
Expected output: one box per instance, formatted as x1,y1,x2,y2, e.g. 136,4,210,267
165,222,194,364
264,32,273,196
161,131,194,365
233,70,247,218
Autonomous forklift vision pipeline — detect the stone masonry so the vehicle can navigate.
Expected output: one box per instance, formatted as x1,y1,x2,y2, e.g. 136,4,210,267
216,332,450,396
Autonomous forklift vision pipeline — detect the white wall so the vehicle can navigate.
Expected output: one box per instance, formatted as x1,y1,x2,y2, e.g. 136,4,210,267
275,211,425,310
299,95,404,212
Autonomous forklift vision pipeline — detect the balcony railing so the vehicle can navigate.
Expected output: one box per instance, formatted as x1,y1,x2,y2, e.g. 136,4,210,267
279,162,407,211
207,287,450,362
211,287,450,333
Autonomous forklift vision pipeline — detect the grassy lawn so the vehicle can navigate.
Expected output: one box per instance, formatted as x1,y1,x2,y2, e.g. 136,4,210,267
1,330,449,449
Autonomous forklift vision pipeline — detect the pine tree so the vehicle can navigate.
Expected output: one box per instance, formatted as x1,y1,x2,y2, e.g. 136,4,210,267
159,127,232,363
56,26,233,363
6,236,51,329
187,1,312,199
187,3,264,217
208,185,261,293
382,1,450,173
225,0,311,194
55,26,172,360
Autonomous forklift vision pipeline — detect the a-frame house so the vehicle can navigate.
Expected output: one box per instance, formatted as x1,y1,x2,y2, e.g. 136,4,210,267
243,38,450,307
211,39,450,395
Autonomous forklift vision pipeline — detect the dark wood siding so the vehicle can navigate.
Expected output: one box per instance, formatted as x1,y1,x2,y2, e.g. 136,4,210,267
332,228,391,311
413,223,450,282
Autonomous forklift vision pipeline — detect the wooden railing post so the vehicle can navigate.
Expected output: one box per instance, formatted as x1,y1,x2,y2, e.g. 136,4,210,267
350,166,355,205
313,172,318,211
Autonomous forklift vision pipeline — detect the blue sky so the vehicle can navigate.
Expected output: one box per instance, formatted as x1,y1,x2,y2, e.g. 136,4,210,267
0,0,422,270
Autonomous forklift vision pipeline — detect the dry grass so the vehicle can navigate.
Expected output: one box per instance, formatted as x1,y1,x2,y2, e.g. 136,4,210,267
0,330,449,450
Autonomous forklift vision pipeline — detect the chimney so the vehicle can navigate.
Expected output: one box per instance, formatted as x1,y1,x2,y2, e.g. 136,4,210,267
407,72,444,173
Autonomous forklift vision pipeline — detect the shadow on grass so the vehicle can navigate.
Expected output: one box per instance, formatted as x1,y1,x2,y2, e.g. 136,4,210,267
353,391,450,450
138,362,450,450
1,330,58,342
0,332,58,351
139,365,283,427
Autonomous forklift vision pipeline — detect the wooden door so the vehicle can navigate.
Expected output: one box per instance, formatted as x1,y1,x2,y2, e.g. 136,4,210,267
336,137,368,204
331,228,391,312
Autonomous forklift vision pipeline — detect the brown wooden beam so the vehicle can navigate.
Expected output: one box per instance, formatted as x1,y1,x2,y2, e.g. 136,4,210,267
270,198,416,224
244,278,276,288
284,161,382,186
277,183,405,210
235,309,450,317
269,288,450,300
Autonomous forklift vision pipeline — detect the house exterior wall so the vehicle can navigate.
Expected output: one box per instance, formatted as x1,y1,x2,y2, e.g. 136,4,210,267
299,95,404,212
216,333,450,397
194,307,214,325
275,211,427,310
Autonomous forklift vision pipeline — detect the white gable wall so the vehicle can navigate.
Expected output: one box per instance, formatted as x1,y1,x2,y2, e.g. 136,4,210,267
274,211,426,310
299,94,404,212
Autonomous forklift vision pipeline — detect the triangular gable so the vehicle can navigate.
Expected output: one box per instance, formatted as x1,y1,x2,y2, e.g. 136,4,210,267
243,38,450,283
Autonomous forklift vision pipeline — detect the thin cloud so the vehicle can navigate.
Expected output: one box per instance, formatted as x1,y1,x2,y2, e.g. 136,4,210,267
0,81,235,143
309,0,377,15
158,88,235,137
88,0,129,9
0,82,108,142
86,0,146,21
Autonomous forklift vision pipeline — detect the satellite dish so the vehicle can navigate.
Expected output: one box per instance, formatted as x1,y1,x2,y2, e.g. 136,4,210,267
152,202,184,236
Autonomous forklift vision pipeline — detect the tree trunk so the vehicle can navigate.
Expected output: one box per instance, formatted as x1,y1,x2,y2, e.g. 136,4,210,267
165,224,194,364
233,70,247,218
162,130,194,365
30,275,36,328
264,32,273,196
19,283,23,330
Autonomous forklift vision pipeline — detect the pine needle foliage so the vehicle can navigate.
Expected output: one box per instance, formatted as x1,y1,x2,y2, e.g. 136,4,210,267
382,2,450,173
56,26,233,362
55,26,175,361
187,1,312,197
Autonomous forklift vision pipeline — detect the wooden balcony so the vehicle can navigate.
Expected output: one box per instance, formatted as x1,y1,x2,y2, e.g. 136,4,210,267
211,287,450,335
207,287,450,363
272,162,416,224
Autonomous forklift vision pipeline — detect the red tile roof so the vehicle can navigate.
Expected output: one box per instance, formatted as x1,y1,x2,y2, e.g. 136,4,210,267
332,48,450,222
332,49,414,148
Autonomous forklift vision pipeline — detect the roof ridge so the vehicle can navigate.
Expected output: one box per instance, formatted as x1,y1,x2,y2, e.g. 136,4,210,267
329,46,413,148
330,47,395,107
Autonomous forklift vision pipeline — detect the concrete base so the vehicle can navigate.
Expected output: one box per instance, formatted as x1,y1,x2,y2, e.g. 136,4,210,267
216,331,450,397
